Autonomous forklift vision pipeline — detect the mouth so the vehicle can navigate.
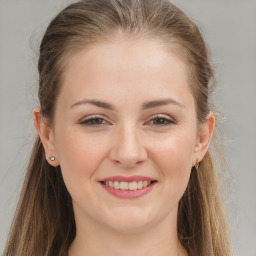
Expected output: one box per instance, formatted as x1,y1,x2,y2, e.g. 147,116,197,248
100,180,157,191
99,176,157,199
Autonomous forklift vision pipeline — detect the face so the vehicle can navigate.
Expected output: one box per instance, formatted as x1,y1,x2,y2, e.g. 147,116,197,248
36,38,213,234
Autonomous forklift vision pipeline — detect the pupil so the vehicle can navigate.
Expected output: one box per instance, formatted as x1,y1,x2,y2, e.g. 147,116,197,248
155,118,165,124
94,118,102,124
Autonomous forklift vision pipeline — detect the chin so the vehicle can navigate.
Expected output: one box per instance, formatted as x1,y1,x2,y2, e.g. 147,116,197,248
102,206,157,233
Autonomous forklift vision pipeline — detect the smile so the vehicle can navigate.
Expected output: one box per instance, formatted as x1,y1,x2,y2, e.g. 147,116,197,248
102,180,152,191
99,176,157,199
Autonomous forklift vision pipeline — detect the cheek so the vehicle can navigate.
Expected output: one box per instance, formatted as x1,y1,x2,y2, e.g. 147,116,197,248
151,133,195,197
153,133,194,169
54,128,107,194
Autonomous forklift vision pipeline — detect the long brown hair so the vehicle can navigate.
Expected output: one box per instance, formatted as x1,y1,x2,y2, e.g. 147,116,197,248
3,0,233,255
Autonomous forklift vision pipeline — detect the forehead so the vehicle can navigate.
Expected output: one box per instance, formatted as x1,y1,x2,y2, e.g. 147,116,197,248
58,38,194,110
64,37,186,75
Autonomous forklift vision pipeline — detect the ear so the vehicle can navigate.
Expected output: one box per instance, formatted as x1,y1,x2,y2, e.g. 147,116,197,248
33,107,59,167
193,111,215,165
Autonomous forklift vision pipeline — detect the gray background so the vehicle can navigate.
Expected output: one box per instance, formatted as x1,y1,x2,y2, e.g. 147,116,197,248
0,0,255,255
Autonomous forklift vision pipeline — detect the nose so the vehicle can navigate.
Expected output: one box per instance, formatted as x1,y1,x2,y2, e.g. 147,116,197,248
109,124,147,169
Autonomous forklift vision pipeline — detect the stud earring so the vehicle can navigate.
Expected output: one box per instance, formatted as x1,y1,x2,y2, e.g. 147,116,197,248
194,162,200,170
49,156,55,161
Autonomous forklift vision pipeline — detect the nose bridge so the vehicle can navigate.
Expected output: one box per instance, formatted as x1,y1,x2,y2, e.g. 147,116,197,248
109,122,147,168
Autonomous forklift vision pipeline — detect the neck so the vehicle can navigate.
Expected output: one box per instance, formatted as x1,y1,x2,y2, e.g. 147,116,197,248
68,209,188,256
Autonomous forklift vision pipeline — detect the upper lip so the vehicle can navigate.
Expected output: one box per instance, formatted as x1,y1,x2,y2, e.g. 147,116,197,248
99,176,157,182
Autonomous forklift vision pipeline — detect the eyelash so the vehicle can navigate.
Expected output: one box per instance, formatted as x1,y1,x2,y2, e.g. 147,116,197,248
79,115,175,127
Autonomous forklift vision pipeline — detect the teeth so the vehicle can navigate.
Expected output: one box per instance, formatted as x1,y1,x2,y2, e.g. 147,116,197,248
120,181,129,190
113,181,119,189
129,181,137,190
137,181,143,189
103,180,153,190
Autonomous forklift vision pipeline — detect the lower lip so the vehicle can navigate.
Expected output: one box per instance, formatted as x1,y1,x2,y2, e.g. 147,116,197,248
100,182,156,199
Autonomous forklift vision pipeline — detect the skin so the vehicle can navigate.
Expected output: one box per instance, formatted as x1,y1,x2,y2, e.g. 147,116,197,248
34,38,214,256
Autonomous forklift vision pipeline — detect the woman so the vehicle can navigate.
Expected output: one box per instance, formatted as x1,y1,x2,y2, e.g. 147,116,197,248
3,0,233,255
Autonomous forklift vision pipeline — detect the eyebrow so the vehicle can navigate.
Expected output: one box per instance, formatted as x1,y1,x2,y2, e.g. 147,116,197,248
70,98,185,110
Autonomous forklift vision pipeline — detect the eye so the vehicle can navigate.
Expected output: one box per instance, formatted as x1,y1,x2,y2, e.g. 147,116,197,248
147,115,175,126
79,115,108,127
